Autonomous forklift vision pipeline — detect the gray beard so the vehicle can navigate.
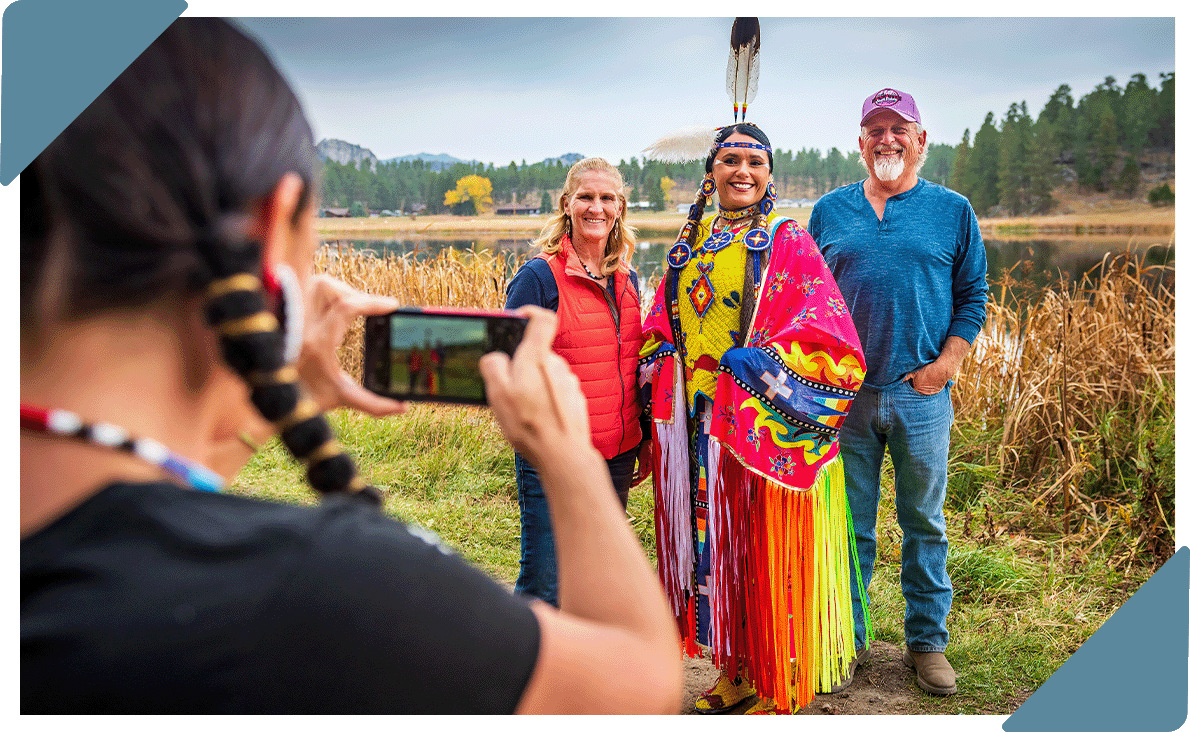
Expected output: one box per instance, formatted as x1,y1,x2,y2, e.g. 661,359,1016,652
873,155,905,182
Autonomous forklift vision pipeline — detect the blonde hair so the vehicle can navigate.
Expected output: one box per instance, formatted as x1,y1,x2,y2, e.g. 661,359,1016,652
535,157,637,276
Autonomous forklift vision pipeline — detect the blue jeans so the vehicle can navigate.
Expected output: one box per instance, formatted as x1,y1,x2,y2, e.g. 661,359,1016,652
514,447,638,607
842,380,953,653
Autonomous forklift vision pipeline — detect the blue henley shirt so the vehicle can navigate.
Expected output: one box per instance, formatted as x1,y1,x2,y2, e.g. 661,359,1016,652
808,178,989,389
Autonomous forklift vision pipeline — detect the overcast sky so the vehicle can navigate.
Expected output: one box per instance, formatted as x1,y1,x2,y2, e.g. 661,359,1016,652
224,15,1174,167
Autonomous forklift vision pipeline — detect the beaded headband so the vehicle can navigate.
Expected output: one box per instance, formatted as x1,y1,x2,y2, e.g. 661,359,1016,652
715,140,772,154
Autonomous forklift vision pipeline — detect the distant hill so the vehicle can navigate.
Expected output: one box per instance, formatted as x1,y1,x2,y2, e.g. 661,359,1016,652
383,152,478,171
315,139,379,169
542,153,583,167
319,139,587,172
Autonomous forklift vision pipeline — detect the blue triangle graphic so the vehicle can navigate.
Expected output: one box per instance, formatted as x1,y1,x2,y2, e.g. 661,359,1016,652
1,0,187,185
1004,546,1188,732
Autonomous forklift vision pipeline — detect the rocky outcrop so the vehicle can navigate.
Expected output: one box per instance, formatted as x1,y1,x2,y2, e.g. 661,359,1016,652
316,138,379,169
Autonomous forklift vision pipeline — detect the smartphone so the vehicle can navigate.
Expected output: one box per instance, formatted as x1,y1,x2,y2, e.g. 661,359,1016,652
362,307,528,405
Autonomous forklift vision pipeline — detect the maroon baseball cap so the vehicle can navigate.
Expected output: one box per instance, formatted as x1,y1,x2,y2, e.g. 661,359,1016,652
860,88,921,127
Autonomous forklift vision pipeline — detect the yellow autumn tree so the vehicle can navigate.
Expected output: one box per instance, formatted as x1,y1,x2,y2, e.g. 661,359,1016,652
660,176,676,207
443,174,494,214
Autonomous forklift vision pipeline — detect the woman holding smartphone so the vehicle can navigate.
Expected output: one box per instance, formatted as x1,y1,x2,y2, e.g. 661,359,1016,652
20,18,680,713
504,158,648,608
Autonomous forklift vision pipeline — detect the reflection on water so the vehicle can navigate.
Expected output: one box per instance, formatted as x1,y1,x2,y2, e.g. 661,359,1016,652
322,235,1174,301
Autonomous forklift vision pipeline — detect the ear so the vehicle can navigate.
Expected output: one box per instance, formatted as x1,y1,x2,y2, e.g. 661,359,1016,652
917,128,928,149
560,192,571,217
249,172,307,274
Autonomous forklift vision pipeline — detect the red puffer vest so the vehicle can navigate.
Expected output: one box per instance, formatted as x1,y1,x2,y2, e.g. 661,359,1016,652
538,237,644,459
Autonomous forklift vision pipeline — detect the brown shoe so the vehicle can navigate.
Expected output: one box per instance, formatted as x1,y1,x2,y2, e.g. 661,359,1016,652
823,645,871,694
903,650,957,695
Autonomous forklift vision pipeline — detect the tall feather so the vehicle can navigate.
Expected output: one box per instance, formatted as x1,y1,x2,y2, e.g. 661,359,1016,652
641,125,719,163
726,18,761,122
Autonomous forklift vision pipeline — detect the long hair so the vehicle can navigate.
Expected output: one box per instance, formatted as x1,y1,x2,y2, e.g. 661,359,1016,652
21,19,379,504
677,123,774,252
534,158,637,276
669,123,775,341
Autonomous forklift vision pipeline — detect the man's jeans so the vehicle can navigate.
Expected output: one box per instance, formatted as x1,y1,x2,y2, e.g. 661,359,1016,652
842,380,953,653
514,448,638,607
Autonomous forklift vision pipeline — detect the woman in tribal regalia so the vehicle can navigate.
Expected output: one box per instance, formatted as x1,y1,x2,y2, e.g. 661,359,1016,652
639,114,869,711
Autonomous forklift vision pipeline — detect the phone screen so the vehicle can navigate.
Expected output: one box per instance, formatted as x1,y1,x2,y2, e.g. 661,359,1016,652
363,308,527,405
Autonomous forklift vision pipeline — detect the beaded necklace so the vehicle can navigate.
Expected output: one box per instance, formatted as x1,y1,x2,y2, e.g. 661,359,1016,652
20,404,224,492
579,259,606,280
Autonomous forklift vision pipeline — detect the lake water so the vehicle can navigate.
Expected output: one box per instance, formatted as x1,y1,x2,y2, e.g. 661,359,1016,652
323,232,1174,302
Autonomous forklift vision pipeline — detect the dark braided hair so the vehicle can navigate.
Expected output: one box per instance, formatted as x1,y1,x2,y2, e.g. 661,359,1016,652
21,18,380,505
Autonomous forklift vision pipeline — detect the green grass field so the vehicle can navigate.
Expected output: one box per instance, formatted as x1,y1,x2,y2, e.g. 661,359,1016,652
233,401,1146,714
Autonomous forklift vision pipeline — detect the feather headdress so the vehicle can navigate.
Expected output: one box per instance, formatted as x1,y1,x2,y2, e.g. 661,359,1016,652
727,17,760,123
640,125,719,164
641,18,764,163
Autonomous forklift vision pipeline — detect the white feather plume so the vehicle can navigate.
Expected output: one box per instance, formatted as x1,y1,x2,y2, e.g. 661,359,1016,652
640,125,719,163
726,18,761,121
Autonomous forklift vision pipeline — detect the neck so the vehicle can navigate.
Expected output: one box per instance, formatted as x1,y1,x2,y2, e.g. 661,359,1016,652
866,170,919,199
718,200,762,219
20,304,240,536
569,232,607,267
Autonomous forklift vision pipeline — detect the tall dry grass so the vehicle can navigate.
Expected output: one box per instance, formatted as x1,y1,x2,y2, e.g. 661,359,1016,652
317,243,1175,571
954,250,1175,569
314,243,525,376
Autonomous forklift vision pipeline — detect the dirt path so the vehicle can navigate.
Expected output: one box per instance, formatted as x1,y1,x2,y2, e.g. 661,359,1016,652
680,640,940,715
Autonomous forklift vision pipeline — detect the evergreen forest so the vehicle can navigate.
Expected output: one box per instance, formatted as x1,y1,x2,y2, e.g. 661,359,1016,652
320,73,1173,218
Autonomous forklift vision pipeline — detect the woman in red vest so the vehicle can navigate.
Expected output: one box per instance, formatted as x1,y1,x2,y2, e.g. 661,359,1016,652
505,158,648,607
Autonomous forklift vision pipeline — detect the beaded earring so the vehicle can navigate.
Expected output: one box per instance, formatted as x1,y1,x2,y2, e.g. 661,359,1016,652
700,173,716,198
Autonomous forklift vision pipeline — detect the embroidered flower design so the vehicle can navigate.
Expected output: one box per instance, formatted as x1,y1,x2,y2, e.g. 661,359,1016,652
766,271,790,297
717,405,738,435
827,295,849,316
769,454,796,477
791,306,819,331
748,325,772,347
798,274,824,296
746,427,761,450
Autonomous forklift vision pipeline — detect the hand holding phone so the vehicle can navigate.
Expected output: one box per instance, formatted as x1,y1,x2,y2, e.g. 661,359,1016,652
363,307,528,406
478,306,594,466
299,275,408,417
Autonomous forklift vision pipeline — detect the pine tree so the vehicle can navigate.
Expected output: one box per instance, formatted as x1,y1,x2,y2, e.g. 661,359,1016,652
1024,118,1060,213
950,129,972,199
1093,109,1120,192
998,102,1030,216
968,113,1001,215
1040,83,1075,154
1121,74,1157,154
1116,155,1141,196
1151,72,1175,148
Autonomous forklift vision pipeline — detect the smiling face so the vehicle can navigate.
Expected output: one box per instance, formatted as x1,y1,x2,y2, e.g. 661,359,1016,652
711,132,772,211
860,109,927,186
563,170,623,247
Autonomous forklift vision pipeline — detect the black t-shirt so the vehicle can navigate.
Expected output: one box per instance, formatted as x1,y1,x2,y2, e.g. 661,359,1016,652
21,481,541,713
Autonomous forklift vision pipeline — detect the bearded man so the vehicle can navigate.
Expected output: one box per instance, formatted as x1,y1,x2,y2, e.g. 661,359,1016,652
808,88,988,697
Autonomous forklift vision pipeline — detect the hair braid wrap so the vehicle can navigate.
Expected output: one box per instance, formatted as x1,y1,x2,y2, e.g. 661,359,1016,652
197,234,381,506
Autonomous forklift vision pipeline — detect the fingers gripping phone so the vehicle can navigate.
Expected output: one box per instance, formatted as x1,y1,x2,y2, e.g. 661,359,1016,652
363,307,528,405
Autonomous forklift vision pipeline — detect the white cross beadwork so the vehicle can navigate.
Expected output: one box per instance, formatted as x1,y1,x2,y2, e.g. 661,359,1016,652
761,370,793,400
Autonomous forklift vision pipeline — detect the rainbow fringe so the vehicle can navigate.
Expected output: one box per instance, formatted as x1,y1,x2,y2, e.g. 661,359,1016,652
655,446,860,713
